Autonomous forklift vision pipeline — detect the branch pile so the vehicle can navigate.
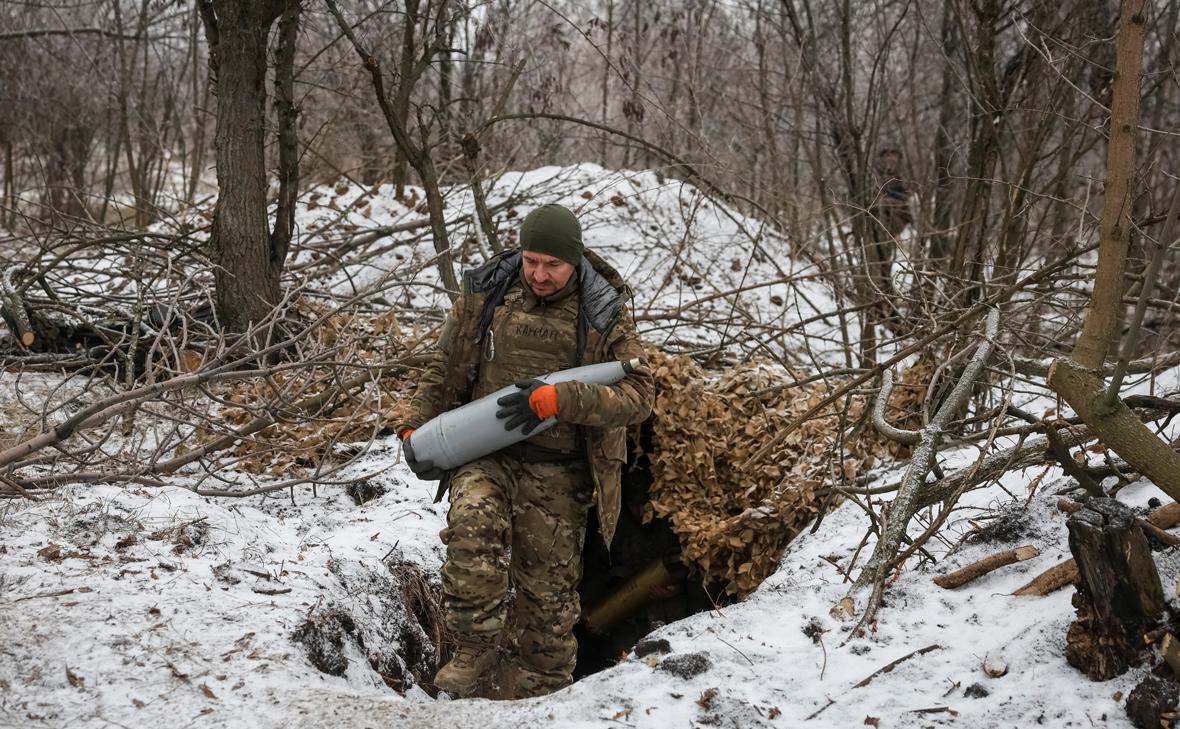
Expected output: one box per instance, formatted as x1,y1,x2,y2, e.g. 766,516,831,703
194,309,419,478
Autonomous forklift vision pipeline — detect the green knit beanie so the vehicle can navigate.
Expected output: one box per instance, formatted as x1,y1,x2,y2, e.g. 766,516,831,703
519,204,583,266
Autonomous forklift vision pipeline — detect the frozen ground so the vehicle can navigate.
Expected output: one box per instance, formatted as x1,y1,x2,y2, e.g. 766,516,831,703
3,167,1179,728
2,432,1174,729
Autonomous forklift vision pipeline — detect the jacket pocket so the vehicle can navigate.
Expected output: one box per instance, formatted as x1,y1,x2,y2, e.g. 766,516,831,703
595,427,627,464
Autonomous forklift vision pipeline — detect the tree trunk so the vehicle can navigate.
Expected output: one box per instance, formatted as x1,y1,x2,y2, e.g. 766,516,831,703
599,0,613,165
392,0,419,200
204,0,293,331
1065,497,1164,680
1047,360,1180,502
1044,0,1180,502
1071,0,1149,370
270,2,300,277
187,0,210,206
3,135,13,229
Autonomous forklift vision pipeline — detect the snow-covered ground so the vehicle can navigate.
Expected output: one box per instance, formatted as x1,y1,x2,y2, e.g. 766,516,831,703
4,165,1179,728
2,437,1170,729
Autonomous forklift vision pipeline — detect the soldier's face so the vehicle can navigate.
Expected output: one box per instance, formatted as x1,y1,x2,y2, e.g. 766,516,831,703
523,251,575,298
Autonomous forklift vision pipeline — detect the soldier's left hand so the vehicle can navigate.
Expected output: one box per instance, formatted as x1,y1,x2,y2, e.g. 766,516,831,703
402,435,444,480
495,379,558,435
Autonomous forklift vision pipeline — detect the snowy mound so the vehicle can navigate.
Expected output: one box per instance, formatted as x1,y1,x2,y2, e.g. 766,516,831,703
1,446,1166,728
290,164,846,365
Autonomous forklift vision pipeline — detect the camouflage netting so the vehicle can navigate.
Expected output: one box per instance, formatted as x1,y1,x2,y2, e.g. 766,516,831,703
643,349,877,597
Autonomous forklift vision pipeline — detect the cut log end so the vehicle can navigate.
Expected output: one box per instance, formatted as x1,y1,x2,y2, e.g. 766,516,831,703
1012,559,1078,597
20,331,34,347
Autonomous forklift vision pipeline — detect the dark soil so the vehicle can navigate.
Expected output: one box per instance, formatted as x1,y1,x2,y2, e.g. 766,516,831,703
1125,674,1179,729
657,652,712,679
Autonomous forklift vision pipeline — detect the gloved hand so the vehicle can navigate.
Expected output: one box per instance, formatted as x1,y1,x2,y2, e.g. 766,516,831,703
496,379,558,435
401,430,444,481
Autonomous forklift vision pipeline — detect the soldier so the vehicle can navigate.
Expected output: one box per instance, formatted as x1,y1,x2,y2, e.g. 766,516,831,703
866,144,913,303
395,204,653,699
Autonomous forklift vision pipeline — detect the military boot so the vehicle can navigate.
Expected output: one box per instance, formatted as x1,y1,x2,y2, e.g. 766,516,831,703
434,641,497,697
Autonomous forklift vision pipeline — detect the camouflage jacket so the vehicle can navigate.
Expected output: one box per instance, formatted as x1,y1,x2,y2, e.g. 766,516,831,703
399,248,653,546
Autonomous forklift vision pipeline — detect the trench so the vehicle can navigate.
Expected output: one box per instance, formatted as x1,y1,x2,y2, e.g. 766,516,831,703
356,422,726,693
572,424,721,678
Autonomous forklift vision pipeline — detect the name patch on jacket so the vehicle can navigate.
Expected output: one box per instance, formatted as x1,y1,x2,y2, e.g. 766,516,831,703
511,321,565,343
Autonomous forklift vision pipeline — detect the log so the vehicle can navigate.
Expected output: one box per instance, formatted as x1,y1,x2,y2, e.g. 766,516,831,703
934,546,1039,589
0,265,34,347
1065,498,1165,680
1160,633,1180,677
1012,559,1078,597
1147,502,1180,529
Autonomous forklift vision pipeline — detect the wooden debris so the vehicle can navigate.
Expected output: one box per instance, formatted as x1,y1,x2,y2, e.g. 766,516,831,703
0,265,34,347
1065,498,1164,680
853,644,941,689
1160,633,1180,677
1146,502,1180,529
905,706,959,716
934,545,1039,589
13,586,94,602
1012,559,1078,597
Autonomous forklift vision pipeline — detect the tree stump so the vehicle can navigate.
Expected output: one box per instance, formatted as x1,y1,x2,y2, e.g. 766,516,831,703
1065,498,1165,680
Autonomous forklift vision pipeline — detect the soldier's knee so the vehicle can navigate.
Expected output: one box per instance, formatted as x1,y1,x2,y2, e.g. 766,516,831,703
444,506,509,547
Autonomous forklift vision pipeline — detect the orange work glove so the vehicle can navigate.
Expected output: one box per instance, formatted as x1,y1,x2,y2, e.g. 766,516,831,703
399,427,415,441
528,384,559,420
496,379,558,434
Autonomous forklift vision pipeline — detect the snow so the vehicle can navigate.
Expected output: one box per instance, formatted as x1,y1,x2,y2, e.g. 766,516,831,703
285,163,849,365
3,165,1177,728
0,472,448,729
3,439,1172,728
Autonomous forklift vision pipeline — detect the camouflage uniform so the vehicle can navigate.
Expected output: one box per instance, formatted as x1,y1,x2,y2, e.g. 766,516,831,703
399,248,653,696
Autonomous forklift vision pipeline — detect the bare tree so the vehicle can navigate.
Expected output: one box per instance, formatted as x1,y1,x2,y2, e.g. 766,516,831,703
198,0,302,331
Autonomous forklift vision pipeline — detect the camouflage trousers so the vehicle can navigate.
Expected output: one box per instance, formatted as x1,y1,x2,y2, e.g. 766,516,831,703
441,454,592,697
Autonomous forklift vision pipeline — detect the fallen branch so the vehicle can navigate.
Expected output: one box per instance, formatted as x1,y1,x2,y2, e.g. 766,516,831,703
847,310,1000,631
852,644,941,689
933,545,1039,589
1012,559,1078,597
1147,502,1180,528
1,265,35,347
11,586,95,602
914,427,1094,510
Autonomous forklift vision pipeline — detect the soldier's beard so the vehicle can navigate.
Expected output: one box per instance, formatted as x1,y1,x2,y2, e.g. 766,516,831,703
526,275,561,297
